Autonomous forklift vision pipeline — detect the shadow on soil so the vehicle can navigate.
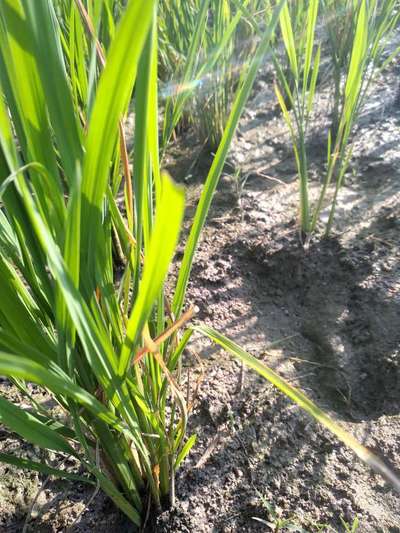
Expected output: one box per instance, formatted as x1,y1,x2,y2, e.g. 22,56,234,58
191,193,400,421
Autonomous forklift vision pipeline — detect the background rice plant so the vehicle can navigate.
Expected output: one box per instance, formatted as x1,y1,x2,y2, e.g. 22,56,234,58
159,0,267,149
274,0,400,240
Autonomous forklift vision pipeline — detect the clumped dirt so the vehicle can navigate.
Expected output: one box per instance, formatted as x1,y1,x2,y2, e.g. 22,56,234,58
1,55,400,533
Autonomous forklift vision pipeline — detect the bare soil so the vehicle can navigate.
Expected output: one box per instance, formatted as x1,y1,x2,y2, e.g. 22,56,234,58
1,63,400,532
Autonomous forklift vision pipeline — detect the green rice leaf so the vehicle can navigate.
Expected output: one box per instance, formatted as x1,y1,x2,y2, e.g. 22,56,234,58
120,174,185,374
81,0,155,285
303,0,319,90
0,452,95,485
0,352,133,437
23,0,83,184
196,325,400,493
0,394,75,455
279,2,298,80
175,434,196,469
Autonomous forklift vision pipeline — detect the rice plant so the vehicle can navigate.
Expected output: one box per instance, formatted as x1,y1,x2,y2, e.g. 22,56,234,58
0,1,180,524
159,0,266,150
0,1,399,529
274,0,400,241
274,0,320,237
0,0,283,524
319,0,400,234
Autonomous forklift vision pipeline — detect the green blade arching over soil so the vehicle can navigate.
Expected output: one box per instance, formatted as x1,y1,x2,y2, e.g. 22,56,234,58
196,325,400,493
